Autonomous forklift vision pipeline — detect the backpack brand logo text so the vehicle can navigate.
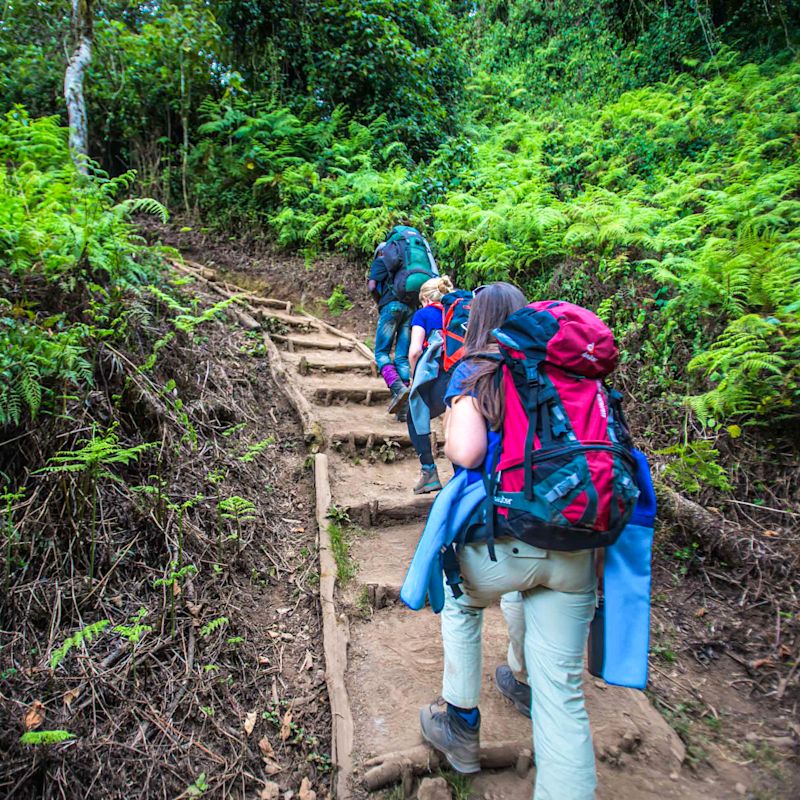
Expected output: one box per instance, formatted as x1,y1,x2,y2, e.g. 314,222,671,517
582,341,598,362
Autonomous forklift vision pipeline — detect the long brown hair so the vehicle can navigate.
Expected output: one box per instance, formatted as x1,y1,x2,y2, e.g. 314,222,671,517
458,282,527,430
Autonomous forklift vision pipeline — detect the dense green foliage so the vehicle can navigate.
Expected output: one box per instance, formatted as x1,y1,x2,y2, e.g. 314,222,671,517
433,53,800,427
189,52,800,430
217,0,465,152
470,0,798,109
1,1,799,436
0,110,167,426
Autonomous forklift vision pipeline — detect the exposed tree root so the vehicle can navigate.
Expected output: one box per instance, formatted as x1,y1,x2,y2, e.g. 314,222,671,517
362,741,532,791
656,481,799,584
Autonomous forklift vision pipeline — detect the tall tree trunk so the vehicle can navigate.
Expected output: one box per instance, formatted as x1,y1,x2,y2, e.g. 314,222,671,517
64,0,93,171
180,53,191,215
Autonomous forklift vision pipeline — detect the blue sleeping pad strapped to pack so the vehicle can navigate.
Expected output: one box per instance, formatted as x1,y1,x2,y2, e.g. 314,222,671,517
588,448,656,689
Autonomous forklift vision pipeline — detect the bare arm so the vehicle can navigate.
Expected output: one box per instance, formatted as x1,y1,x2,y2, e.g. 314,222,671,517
408,326,425,376
444,395,488,469
368,278,379,304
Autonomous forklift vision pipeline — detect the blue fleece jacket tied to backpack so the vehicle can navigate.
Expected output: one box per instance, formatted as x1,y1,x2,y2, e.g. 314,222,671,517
400,470,486,613
401,448,657,690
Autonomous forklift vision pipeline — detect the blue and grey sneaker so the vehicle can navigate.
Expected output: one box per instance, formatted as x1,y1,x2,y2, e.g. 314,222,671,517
495,664,532,718
413,465,442,494
419,700,481,774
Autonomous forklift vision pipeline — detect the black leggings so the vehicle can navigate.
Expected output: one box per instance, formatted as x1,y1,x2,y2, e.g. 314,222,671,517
407,366,450,467
408,410,433,466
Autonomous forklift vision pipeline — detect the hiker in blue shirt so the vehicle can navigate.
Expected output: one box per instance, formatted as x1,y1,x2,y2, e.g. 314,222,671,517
406,275,455,494
368,242,413,421
419,282,599,800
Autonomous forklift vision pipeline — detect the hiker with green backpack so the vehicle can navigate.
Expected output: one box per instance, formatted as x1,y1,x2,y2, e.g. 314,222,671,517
368,225,438,420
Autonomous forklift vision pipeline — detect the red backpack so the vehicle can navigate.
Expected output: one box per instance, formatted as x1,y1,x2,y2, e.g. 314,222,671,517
440,290,473,372
479,301,639,551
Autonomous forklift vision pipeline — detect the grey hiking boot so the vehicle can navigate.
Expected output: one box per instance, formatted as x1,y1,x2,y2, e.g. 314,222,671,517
387,382,409,415
419,700,481,774
495,664,532,719
413,465,442,494
395,407,408,423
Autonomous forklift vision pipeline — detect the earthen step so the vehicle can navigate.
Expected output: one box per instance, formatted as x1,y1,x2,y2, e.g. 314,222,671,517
328,453,453,527
293,372,387,403
351,521,423,593
313,386,392,406
273,333,354,352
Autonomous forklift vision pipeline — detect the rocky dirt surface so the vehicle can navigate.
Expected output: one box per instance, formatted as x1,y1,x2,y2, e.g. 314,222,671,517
209,266,799,800
134,225,799,798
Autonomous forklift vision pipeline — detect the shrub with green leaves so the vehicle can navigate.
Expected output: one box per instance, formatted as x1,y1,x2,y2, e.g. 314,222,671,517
430,52,800,431
0,110,169,427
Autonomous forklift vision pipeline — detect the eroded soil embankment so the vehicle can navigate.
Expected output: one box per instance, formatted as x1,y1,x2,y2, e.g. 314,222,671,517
0,282,331,800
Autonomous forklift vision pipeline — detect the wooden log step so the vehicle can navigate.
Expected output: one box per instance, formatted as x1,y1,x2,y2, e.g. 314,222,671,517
245,296,293,313
313,387,391,406
173,260,293,313
273,334,354,352
330,431,412,449
256,308,316,329
298,356,373,375
345,496,435,528
363,741,532,791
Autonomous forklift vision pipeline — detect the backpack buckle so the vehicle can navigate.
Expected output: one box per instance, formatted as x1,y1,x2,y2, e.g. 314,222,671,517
524,362,540,385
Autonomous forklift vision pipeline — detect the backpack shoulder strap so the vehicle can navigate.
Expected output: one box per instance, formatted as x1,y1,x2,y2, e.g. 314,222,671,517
500,351,545,502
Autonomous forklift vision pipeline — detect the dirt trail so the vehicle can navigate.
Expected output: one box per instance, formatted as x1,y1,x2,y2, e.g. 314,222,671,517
179,262,745,800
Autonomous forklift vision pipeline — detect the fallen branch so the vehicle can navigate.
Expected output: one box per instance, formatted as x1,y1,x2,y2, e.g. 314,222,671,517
362,741,532,791
655,481,798,583
315,453,354,800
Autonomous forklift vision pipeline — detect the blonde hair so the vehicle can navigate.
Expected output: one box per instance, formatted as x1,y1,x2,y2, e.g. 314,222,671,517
419,275,454,304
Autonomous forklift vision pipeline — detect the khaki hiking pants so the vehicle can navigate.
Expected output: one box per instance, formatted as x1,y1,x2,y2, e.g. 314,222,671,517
441,537,597,800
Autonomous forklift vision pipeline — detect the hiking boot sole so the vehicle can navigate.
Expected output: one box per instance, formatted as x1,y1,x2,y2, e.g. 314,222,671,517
419,725,481,774
387,387,409,415
413,480,442,495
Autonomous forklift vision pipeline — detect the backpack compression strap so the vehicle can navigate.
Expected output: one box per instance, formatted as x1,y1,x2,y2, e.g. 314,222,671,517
500,352,547,503
478,359,504,562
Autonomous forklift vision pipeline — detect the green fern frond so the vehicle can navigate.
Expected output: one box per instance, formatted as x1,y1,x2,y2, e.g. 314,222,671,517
115,197,169,223
50,619,111,669
199,616,229,637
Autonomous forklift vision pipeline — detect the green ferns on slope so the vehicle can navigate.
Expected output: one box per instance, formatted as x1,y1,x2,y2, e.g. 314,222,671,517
0,110,168,427
435,54,800,429
191,52,799,430
192,101,432,252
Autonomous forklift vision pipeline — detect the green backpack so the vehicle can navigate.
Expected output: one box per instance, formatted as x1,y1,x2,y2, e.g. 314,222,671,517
382,226,438,306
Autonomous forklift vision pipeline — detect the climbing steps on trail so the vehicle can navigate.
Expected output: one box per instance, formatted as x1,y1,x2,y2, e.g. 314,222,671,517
328,454,451,526
176,261,729,800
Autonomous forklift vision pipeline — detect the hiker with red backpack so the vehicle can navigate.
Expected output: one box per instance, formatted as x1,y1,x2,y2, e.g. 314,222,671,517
368,226,439,421
415,283,640,799
406,275,455,494
407,284,474,494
